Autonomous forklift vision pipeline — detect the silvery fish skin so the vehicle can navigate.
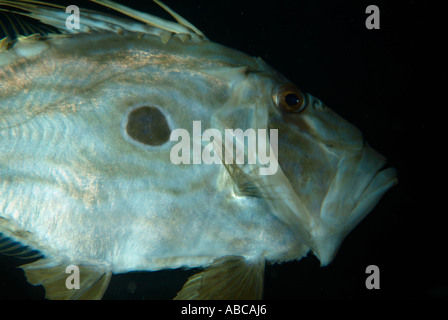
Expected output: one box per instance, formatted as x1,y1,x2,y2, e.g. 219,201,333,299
0,1,397,299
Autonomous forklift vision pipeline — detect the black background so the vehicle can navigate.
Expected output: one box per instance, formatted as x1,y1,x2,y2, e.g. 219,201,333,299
0,0,437,301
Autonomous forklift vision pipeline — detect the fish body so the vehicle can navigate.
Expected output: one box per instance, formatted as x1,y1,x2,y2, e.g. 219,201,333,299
0,1,397,299
1,31,294,270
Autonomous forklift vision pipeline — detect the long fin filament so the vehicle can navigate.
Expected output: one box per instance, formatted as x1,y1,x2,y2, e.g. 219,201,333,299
1,0,206,42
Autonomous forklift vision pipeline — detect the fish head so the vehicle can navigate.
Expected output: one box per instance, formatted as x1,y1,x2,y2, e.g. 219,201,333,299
242,64,398,265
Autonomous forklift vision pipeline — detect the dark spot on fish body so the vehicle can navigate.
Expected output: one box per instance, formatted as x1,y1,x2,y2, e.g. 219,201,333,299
126,106,171,146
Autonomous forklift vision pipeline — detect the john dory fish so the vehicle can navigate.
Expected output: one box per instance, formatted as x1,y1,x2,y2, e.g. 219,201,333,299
0,0,397,299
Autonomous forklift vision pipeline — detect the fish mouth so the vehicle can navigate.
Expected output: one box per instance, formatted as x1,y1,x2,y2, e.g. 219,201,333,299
311,146,398,266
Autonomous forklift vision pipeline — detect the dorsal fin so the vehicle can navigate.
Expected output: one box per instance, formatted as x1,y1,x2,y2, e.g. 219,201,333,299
152,0,205,37
0,0,206,42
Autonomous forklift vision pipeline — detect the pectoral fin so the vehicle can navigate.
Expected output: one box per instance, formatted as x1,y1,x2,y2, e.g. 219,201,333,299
174,256,264,300
21,258,112,300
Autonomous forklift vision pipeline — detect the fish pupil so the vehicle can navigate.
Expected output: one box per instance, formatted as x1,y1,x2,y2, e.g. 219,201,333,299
126,106,171,146
285,93,300,106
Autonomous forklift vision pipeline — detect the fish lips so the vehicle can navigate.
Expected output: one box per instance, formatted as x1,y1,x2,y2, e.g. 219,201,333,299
310,145,398,266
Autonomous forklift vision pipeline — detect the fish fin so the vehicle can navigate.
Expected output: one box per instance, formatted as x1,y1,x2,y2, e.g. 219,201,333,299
21,258,112,300
0,240,42,259
152,0,205,38
225,163,262,198
174,256,264,300
0,1,205,42
0,1,61,40
90,0,205,40
0,238,39,260
224,162,285,200
0,218,43,260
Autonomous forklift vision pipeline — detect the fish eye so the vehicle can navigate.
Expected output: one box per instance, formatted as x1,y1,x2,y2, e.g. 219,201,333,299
126,106,171,146
274,84,306,113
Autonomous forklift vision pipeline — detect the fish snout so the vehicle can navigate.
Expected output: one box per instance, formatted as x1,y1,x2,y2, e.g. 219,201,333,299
310,146,397,266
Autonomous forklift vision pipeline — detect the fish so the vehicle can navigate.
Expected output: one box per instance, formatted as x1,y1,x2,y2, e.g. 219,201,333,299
0,0,398,299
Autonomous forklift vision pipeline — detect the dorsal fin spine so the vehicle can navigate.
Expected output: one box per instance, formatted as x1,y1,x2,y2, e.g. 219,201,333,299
1,0,206,42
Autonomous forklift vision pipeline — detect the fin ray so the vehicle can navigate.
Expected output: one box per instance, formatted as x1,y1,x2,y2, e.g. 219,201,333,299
0,233,43,259
175,256,264,300
153,0,205,37
21,258,112,300
90,0,204,39
1,0,206,42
